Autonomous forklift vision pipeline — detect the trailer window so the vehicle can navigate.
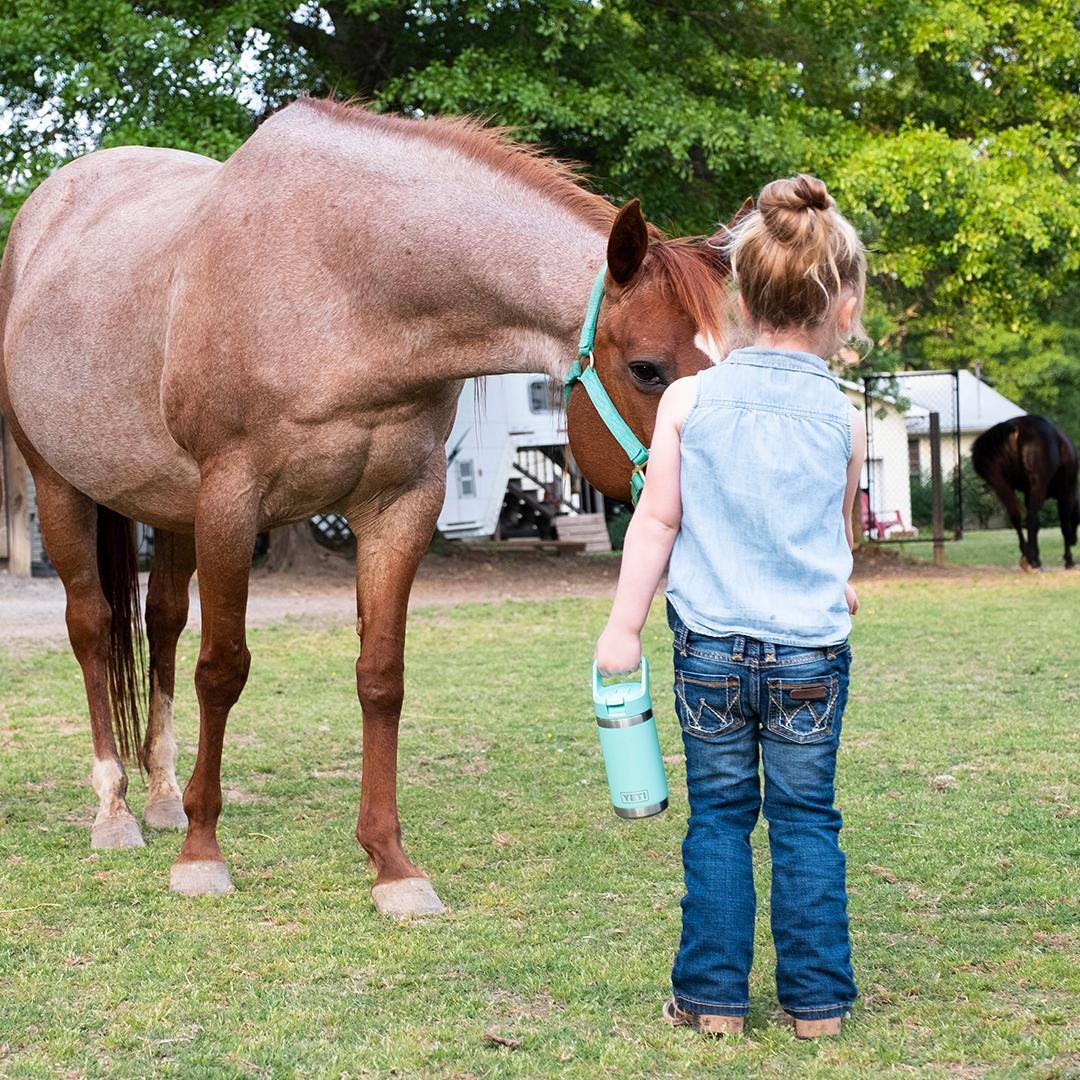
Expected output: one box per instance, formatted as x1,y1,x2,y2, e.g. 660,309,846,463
529,378,558,413
457,459,476,498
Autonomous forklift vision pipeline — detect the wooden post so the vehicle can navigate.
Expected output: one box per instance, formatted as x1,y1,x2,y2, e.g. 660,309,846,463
929,411,945,568
2,418,32,577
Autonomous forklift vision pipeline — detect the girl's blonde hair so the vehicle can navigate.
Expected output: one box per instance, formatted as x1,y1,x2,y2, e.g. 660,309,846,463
727,174,866,345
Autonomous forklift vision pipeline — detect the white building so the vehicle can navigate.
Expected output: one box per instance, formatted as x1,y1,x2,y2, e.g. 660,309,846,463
841,380,924,537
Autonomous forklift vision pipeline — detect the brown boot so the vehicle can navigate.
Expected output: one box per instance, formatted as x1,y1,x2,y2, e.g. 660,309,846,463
793,1016,843,1039
663,998,744,1036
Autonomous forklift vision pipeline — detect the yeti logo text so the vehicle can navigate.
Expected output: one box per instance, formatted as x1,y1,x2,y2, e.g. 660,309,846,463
621,789,649,804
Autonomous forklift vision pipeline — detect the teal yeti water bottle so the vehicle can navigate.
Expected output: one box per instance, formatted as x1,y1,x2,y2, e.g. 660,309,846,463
593,658,669,818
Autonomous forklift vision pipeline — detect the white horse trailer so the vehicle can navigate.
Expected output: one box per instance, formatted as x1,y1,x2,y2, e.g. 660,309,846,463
437,374,608,548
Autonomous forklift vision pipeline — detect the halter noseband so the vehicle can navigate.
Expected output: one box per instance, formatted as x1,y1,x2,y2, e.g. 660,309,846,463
563,263,650,505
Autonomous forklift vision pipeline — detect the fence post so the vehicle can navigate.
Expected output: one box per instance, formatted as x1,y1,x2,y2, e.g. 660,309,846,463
929,411,945,567
953,370,963,539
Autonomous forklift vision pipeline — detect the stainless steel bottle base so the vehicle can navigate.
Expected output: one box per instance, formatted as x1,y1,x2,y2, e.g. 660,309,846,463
613,797,668,819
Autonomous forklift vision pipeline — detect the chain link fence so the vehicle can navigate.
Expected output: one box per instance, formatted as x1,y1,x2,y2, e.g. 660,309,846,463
861,371,962,556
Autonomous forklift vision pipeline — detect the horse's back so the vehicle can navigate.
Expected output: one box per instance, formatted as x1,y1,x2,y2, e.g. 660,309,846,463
973,414,1078,494
1,146,219,527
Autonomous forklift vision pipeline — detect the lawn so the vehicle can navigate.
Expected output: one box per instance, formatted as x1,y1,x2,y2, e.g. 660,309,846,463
894,527,1070,570
1,572,1078,1078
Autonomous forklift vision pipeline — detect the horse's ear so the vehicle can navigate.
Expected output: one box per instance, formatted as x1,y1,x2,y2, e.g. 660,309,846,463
705,196,755,273
727,196,755,231
607,198,649,285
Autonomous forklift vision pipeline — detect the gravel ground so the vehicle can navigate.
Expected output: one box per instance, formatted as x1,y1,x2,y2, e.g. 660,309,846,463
0,545,625,651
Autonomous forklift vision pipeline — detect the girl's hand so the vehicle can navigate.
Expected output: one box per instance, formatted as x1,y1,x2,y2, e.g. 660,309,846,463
845,582,859,615
595,624,642,677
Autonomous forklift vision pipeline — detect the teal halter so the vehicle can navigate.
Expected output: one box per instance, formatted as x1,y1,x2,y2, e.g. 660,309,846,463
563,263,650,505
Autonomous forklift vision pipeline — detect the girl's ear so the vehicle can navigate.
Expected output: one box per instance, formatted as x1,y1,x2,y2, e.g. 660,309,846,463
837,293,858,337
607,198,649,285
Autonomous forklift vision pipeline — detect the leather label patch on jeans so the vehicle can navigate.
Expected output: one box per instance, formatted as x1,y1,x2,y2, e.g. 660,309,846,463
790,684,828,701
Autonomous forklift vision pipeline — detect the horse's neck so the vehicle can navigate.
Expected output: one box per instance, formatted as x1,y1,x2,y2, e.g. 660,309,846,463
368,206,606,383
463,231,607,381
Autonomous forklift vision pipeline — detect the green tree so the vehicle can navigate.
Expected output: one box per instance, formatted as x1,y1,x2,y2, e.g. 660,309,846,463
2,0,1078,418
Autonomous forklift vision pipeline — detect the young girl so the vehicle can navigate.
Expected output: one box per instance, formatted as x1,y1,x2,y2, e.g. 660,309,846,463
595,174,867,1039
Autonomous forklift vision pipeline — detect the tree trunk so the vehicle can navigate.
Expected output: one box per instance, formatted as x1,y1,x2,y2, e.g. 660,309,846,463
265,522,343,574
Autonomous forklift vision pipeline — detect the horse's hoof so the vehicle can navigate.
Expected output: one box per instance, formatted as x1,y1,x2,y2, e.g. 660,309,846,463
91,814,145,849
143,797,188,829
1020,556,1038,573
170,859,234,897
371,876,446,918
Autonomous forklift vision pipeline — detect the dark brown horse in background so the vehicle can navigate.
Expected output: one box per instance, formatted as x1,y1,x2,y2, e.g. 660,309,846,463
0,97,736,916
972,415,1079,571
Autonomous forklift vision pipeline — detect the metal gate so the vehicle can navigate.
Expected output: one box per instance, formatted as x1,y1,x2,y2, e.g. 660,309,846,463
862,370,962,554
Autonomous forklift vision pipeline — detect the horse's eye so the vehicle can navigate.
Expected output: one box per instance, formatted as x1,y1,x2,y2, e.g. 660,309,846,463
628,361,666,387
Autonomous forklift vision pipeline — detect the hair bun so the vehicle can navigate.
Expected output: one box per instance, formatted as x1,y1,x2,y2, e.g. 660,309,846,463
757,174,834,243
759,174,832,214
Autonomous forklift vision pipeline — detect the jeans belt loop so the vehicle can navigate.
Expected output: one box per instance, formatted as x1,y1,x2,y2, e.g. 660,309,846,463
764,641,776,664
826,645,836,660
676,623,688,656
732,635,745,662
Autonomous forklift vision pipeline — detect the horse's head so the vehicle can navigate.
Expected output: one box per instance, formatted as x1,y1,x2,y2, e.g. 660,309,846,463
566,198,750,502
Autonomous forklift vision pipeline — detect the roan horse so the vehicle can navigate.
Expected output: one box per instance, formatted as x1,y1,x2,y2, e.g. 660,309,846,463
971,415,1079,571
0,97,735,916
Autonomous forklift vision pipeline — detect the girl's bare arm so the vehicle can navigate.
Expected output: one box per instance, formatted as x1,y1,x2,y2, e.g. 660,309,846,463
844,406,867,614
595,377,696,675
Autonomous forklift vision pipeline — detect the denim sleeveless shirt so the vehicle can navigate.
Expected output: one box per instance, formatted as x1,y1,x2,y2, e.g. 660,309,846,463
666,347,854,647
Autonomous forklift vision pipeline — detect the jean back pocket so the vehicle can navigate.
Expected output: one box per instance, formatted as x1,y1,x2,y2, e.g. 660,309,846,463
675,672,745,739
765,673,839,744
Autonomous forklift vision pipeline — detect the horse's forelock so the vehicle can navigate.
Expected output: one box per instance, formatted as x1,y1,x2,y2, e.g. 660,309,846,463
637,238,732,346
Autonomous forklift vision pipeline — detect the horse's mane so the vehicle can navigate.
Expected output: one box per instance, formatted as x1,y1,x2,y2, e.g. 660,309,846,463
296,96,618,235
296,97,731,342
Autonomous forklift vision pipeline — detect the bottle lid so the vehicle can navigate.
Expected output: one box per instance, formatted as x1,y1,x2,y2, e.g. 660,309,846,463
592,657,651,719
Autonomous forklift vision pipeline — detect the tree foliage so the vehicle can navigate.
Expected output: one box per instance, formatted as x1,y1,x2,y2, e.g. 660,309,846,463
2,1,1078,432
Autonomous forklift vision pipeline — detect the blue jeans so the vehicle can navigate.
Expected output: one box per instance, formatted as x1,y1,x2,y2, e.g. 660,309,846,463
667,602,857,1021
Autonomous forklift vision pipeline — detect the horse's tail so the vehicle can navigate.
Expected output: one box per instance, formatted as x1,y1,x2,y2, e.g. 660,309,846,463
96,505,147,765
970,422,1007,482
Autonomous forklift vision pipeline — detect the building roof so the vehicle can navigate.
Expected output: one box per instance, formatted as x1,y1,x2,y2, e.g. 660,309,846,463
895,370,1025,435
839,378,929,418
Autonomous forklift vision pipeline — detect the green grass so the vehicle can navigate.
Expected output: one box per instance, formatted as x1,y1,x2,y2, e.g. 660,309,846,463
1,575,1078,1078
895,527,1070,570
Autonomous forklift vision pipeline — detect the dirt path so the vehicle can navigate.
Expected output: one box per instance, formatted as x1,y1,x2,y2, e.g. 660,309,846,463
0,542,1015,651
0,546,626,650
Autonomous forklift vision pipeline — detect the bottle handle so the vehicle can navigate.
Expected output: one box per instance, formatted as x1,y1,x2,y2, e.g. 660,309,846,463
592,656,649,700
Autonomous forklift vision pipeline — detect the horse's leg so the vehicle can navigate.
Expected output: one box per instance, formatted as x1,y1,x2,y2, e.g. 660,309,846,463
169,471,257,896
985,473,1030,569
347,463,447,918
142,529,196,829
1024,480,1047,570
1059,490,1077,569
31,466,144,848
